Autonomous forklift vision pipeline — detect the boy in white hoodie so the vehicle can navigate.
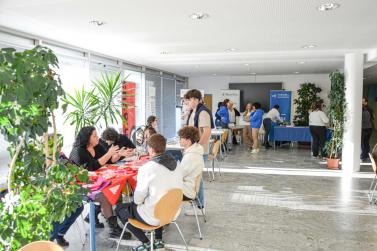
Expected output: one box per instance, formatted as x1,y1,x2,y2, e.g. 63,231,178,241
116,134,183,251
178,126,205,201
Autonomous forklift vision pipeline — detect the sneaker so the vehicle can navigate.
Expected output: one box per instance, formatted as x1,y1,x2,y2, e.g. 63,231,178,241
184,207,205,216
56,236,69,247
154,240,165,250
251,149,259,154
132,242,152,251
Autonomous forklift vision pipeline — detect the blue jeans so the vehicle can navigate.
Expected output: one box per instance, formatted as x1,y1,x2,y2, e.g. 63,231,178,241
50,205,84,240
197,154,208,208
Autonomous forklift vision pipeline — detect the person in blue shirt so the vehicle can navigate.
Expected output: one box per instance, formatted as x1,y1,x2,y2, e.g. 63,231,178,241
250,102,264,153
216,99,230,128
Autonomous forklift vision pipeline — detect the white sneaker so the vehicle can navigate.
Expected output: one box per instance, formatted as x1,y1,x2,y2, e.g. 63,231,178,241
251,149,259,154
184,208,205,216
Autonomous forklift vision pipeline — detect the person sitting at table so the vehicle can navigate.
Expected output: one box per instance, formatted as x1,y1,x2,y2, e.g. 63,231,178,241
101,127,136,158
178,126,204,201
309,102,329,158
69,126,132,239
263,105,283,149
116,134,183,251
250,102,264,154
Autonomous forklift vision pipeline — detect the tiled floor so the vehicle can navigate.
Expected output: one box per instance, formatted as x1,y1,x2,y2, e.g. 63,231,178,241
62,145,377,251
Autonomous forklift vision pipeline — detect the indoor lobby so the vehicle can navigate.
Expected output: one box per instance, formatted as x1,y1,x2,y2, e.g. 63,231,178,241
1,1,377,251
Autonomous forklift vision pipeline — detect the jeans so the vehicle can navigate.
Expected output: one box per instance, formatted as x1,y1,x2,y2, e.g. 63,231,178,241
50,205,84,240
196,154,208,208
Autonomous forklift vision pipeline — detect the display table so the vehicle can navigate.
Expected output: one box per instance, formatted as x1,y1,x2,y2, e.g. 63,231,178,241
273,126,332,143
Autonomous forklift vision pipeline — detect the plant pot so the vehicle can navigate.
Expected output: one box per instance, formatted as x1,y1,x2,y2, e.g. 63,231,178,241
327,158,340,170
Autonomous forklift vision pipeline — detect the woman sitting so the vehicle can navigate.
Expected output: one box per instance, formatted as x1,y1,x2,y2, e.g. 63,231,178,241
69,126,131,239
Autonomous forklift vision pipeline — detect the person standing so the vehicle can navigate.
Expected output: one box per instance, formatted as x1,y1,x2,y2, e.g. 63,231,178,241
217,99,230,128
361,97,374,161
242,103,253,149
184,89,214,216
263,105,283,148
250,103,264,153
309,102,329,158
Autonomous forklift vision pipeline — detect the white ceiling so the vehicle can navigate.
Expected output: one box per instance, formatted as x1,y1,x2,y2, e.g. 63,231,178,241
0,0,376,77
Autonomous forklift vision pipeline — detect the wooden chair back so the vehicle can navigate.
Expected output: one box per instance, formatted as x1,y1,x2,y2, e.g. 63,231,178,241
369,153,377,174
154,189,183,225
19,241,63,251
212,140,221,158
221,130,228,144
194,174,202,194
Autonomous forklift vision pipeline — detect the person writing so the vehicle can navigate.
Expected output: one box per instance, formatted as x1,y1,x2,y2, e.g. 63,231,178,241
309,102,329,158
263,105,283,148
116,134,183,251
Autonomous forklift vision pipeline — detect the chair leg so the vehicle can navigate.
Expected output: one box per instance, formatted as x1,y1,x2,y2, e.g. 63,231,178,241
150,231,154,251
371,179,377,205
195,198,207,223
75,220,86,246
191,202,203,240
368,175,377,203
116,222,129,251
211,160,215,181
218,157,222,176
172,222,188,251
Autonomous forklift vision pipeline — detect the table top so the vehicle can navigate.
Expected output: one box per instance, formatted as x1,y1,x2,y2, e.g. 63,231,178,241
229,125,245,130
211,129,226,135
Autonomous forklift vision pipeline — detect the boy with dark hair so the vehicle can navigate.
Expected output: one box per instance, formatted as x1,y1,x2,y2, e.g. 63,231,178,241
184,89,214,216
116,134,183,251
100,127,135,158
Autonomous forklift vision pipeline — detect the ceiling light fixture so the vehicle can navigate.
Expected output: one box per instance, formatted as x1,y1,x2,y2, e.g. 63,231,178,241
302,44,317,49
250,72,256,75
212,73,217,76
160,51,170,55
297,61,306,64
294,72,300,74
189,13,210,20
225,48,237,52
317,3,340,11
244,63,250,66
89,20,105,26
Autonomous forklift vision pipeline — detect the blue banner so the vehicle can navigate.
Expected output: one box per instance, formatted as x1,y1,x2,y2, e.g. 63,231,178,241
269,90,291,122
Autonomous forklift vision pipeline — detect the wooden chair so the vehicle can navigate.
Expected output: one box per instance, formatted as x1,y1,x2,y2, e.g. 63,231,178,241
368,153,377,204
19,241,63,251
116,189,188,251
208,140,222,181
183,175,207,240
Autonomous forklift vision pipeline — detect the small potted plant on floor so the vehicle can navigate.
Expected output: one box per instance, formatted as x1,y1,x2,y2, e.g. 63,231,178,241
326,71,346,169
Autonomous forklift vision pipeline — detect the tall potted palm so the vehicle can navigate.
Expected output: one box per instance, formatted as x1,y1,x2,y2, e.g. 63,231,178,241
326,71,346,169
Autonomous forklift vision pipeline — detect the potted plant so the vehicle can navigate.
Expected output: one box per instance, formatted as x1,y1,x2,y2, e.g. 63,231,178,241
0,46,88,250
326,71,346,169
293,83,323,126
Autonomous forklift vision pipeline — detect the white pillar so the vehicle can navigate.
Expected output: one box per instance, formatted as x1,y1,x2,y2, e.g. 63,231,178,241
342,53,364,173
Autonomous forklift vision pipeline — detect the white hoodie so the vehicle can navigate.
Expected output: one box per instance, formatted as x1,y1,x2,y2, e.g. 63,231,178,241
180,143,204,199
134,154,183,226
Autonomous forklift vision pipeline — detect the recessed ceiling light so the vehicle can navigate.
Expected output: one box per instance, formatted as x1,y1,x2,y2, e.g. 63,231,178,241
89,20,105,26
244,63,250,66
317,3,340,11
302,44,317,49
225,48,237,52
250,72,256,75
160,51,170,55
212,73,217,76
189,13,210,20
297,61,306,64
294,72,300,74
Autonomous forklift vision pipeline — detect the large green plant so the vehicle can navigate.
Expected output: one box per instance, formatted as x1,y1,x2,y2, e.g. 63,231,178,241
64,72,129,133
0,46,88,250
293,83,323,126
326,71,346,159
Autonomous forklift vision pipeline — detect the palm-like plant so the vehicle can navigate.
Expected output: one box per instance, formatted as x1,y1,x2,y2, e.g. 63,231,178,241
62,87,98,134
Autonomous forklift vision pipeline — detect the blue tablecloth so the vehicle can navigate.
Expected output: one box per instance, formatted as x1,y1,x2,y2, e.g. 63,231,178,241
273,126,331,142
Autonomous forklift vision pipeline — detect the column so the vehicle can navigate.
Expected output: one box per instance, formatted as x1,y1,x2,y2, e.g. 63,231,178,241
342,53,364,173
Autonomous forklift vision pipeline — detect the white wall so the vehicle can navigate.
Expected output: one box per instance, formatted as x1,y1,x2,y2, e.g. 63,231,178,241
189,74,331,122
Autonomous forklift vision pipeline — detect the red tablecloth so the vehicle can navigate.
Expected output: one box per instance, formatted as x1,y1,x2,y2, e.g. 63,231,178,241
87,157,150,205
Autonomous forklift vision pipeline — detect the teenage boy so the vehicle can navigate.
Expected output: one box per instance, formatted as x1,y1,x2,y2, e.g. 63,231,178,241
116,134,183,251
178,126,205,200
184,89,215,215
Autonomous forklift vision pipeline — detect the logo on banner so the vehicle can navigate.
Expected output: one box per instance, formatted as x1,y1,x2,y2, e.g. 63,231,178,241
109,185,120,195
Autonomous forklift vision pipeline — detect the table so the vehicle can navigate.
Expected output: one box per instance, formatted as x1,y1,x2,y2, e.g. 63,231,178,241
229,124,245,144
273,126,332,147
87,157,149,251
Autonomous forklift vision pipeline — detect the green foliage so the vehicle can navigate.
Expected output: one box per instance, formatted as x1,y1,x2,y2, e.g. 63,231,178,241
63,71,131,133
293,83,323,126
326,71,346,159
0,46,89,250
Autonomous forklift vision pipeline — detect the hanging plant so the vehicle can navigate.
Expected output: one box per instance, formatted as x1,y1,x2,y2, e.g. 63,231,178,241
293,83,323,126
